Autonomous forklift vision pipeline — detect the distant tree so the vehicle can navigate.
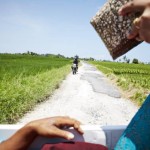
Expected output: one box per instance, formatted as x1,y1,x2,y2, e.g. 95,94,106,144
122,55,130,63
123,55,127,62
89,57,95,61
132,58,139,64
127,59,130,63
57,54,65,58
31,52,38,56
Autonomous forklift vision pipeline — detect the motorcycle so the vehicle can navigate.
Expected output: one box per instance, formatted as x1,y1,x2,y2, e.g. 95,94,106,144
72,63,77,75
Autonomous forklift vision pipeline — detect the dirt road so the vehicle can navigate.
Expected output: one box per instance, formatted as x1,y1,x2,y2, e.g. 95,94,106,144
18,62,138,125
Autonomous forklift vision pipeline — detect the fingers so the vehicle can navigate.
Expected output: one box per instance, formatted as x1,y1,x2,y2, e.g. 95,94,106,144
118,1,144,16
126,7,150,43
126,24,139,40
73,120,84,134
126,17,144,41
135,36,143,41
118,2,135,15
139,7,150,43
29,116,84,140
118,1,150,42
46,116,83,140
49,126,75,140
133,17,141,29
54,116,84,134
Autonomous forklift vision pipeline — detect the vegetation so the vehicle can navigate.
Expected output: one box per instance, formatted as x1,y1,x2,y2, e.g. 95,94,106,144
132,58,139,64
0,54,72,123
90,61,150,105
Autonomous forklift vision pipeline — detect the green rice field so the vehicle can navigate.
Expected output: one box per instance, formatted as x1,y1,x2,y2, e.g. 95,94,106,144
0,54,71,123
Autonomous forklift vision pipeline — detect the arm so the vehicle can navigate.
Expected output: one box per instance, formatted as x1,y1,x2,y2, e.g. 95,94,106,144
0,116,83,150
0,124,37,150
119,0,150,43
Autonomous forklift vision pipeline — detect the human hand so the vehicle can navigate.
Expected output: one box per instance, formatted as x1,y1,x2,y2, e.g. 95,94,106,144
26,116,83,140
118,0,150,43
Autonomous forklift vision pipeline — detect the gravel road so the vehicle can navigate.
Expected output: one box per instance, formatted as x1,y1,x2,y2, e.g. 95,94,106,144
18,62,138,125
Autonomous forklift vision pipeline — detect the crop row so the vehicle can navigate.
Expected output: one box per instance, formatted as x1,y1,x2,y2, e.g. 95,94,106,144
0,54,71,80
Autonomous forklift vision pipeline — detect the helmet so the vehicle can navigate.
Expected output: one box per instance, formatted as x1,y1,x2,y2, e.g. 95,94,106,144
74,55,79,59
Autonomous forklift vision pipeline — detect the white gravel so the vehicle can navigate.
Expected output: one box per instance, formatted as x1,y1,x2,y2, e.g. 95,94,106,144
18,62,138,125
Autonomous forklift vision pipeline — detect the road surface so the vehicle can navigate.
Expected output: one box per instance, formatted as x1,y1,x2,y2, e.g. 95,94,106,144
18,62,138,125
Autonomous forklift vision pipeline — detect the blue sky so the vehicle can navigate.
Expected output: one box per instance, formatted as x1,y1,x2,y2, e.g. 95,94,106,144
0,0,150,62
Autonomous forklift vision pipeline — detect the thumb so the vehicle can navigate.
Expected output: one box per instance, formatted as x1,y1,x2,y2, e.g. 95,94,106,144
118,1,144,16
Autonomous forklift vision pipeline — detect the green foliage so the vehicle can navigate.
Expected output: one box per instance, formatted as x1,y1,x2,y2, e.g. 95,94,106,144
132,58,139,64
0,54,71,123
90,61,150,105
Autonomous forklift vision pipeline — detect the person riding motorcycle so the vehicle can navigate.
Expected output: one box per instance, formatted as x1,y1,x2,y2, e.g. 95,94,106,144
72,56,79,72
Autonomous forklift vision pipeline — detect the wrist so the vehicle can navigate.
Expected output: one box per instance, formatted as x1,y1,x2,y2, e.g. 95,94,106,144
24,121,38,137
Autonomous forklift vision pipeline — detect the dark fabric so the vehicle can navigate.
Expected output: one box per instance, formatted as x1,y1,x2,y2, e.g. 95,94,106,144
41,141,108,150
73,59,78,65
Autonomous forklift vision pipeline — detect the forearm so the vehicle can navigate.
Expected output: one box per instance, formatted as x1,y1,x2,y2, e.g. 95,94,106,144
0,124,37,150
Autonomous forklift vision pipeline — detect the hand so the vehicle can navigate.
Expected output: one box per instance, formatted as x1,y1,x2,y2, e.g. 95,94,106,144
27,116,84,140
0,116,83,150
118,0,150,43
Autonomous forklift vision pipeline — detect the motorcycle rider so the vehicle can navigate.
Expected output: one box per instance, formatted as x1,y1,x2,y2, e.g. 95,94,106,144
72,55,79,72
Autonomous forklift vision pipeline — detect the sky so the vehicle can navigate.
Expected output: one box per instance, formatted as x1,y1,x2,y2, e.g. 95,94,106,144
0,0,150,62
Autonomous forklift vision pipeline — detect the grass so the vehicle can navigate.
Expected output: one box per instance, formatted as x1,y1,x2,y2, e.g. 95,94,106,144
90,61,150,106
0,54,71,123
